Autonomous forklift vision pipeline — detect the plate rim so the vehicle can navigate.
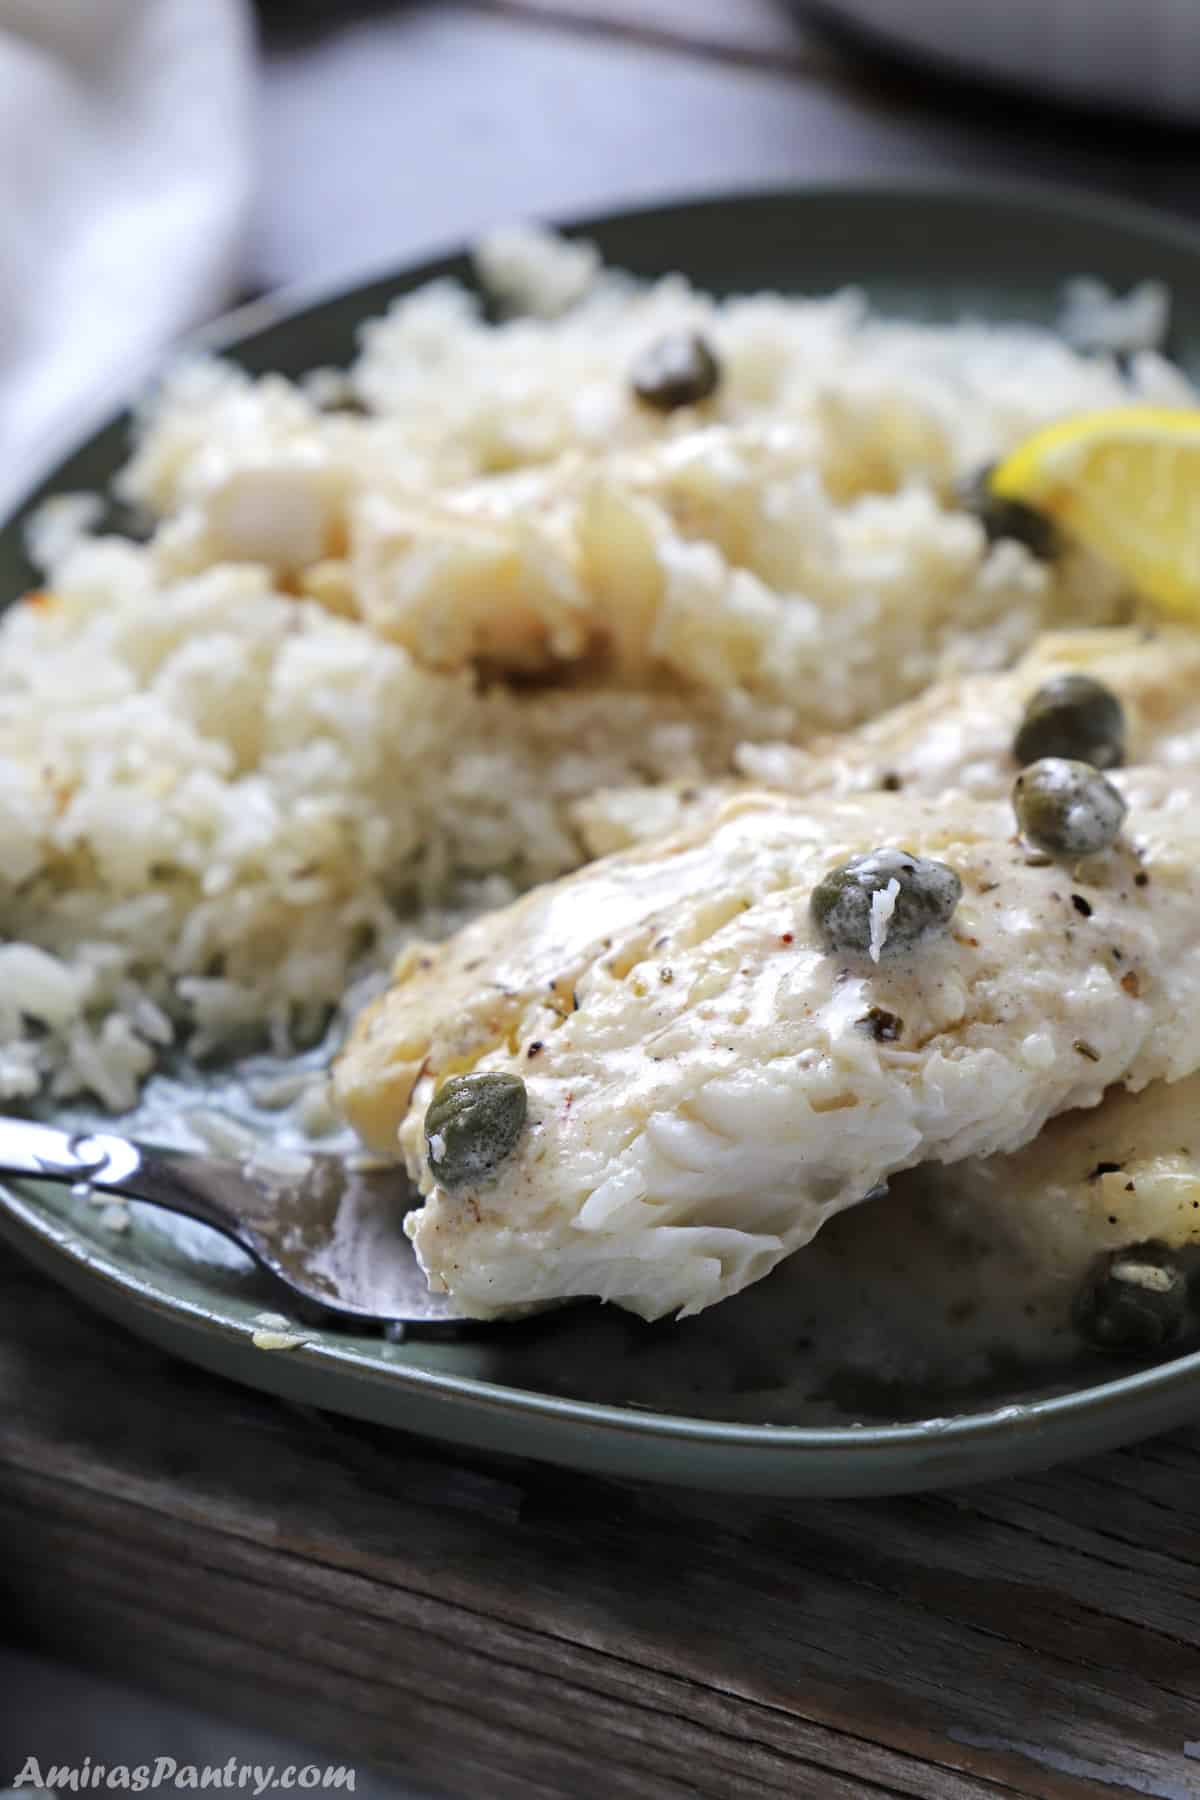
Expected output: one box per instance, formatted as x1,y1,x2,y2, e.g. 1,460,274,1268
7,175,1200,1471
3,1167,1199,1456
195,171,1200,350
12,172,1200,527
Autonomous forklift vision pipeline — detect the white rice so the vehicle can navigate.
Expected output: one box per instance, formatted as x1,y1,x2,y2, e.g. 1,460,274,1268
0,227,1191,1108
250,1329,306,1351
1056,276,1171,355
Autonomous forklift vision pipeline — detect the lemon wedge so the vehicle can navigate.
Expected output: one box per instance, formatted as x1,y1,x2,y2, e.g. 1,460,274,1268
990,407,1200,617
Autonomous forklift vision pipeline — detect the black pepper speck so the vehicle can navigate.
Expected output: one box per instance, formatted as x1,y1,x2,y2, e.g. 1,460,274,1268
857,1006,904,1042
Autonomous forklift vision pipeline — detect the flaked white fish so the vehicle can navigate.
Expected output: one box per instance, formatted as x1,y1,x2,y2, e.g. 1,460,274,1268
336,764,1200,1320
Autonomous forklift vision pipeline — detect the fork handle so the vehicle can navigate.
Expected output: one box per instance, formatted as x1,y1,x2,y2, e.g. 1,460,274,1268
0,1116,248,1241
0,1117,141,1185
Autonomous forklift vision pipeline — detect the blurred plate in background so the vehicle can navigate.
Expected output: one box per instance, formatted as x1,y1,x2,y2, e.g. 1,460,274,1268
810,0,1200,125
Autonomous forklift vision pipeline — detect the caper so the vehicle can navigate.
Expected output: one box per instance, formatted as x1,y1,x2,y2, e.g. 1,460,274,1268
631,332,721,411
1073,1240,1188,1354
1012,757,1126,857
1014,674,1125,770
424,1072,527,1191
811,848,962,962
960,463,1059,560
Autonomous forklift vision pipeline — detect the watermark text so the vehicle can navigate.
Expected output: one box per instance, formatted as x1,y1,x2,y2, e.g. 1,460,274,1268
11,1757,356,1794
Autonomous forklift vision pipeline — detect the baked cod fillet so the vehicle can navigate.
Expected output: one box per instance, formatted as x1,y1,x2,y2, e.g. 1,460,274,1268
335,767,1200,1320
573,626,1200,855
903,1071,1200,1299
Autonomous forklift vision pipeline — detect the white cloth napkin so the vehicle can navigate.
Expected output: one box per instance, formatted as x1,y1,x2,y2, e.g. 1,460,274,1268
0,0,254,519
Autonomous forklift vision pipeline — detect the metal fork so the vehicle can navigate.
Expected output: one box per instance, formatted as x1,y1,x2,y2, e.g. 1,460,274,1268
0,1115,471,1333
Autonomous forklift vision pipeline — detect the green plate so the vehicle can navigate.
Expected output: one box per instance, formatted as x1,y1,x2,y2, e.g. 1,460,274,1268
5,180,1200,1497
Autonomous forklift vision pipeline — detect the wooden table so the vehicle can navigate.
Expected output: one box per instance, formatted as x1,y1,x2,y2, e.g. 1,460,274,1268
7,5,1200,1795
5,1251,1200,1799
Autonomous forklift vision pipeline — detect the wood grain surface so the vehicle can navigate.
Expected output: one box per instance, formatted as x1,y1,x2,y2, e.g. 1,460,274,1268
3,1246,1199,1799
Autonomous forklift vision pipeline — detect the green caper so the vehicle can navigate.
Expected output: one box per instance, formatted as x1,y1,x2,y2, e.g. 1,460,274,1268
960,463,1059,560
631,332,721,411
811,848,962,962
424,1072,527,1191
1014,674,1125,770
1073,1240,1188,1354
1012,757,1126,857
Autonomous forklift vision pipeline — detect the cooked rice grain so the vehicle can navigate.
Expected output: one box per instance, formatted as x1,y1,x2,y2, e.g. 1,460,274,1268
1,231,1190,1104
